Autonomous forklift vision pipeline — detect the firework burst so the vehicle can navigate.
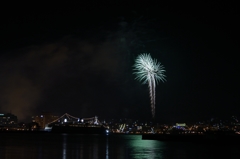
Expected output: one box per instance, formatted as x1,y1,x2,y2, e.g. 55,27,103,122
133,53,166,118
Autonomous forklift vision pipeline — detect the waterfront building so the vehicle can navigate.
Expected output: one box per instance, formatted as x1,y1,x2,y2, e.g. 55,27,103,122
32,112,58,129
0,113,18,127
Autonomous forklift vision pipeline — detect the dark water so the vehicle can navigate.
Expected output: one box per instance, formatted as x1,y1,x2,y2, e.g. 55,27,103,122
1,133,240,159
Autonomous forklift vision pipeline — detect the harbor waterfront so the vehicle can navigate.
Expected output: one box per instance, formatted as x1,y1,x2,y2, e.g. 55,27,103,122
2,112,240,158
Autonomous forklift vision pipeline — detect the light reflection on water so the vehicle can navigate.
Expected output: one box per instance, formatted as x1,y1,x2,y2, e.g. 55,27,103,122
106,135,109,159
62,134,67,159
124,135,165,159
1,133,240,159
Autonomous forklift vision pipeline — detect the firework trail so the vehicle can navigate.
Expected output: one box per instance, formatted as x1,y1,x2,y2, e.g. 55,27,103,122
133,53,166,118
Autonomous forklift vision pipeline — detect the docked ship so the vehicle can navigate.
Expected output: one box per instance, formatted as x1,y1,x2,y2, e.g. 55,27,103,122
46,113,109,134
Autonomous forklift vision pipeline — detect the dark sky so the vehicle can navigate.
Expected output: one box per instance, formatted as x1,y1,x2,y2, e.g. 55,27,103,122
0,2,239,123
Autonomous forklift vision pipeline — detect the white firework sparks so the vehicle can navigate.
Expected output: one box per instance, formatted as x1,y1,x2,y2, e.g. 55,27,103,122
133,53,166,118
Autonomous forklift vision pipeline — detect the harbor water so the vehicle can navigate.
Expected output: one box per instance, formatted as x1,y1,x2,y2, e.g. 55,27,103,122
1,132,240,159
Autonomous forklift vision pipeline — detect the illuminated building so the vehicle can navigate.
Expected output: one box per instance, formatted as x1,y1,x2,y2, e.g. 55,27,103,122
0,113,18,127
176,123,186,127
32,112,58,129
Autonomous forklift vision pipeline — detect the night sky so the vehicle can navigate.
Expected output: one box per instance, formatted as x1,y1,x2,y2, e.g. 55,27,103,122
0,2,239,123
